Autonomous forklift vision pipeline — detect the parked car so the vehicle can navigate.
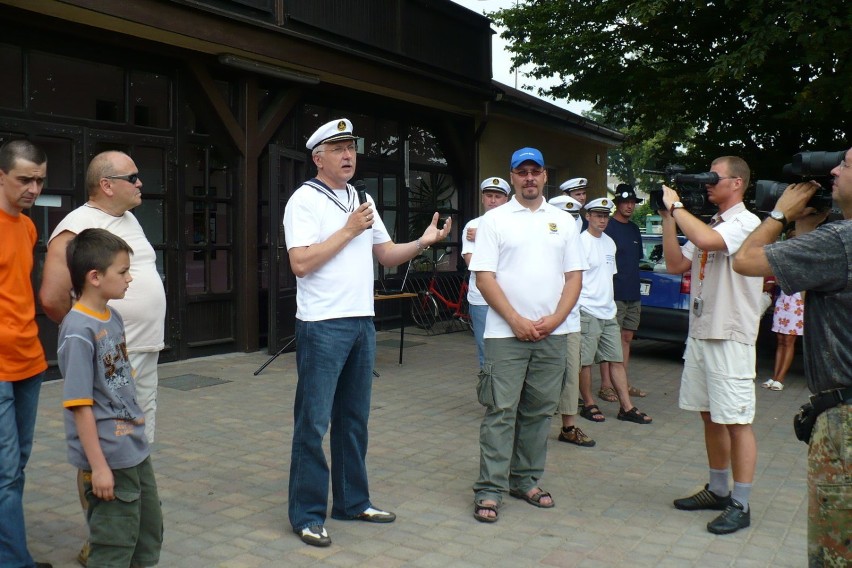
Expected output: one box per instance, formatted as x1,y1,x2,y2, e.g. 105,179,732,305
636,234,690,343
636,233,774,346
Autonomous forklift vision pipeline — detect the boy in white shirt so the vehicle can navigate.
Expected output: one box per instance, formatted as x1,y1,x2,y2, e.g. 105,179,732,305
577,198,652,426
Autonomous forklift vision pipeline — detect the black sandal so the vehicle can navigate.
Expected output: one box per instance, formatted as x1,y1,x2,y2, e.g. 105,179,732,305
617,406,652,424
580,404,606,422
473,500,499,523
509,488,555,508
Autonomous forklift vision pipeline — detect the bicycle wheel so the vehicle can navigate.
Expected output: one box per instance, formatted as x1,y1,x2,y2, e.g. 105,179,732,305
457,295,474,334
410,292,440,329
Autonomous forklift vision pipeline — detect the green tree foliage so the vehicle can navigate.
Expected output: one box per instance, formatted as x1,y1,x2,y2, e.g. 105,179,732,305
491,1,851,180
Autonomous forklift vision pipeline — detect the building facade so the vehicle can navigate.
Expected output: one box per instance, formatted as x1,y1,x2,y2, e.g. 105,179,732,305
0,0,623,365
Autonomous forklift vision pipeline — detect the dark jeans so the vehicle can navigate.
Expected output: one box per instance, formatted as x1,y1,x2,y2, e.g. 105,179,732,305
288,317,376,530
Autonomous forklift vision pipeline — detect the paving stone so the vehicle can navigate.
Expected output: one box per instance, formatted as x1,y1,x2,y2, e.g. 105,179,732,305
25,334,810,567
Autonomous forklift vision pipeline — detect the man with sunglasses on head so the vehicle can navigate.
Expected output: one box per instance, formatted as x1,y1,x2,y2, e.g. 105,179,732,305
40,151,166,566
660,156,763,535
733,148,852,566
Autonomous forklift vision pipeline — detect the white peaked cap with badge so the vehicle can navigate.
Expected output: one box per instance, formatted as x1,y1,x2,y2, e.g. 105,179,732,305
560,177,588,193
548,195,583,216
584,197,613,213
480,177,511,195
306,118,357,150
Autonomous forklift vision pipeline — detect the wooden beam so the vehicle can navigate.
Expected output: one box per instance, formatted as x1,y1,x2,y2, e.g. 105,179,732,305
187,59,246,156
253,88,302,157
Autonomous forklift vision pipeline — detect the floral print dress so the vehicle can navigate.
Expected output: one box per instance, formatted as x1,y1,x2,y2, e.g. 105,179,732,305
771,291,804,336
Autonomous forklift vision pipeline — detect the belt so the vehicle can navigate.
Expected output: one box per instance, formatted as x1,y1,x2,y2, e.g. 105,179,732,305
809,387,852,412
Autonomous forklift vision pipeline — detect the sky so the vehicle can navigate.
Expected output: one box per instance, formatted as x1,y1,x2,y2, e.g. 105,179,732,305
450,0,592,116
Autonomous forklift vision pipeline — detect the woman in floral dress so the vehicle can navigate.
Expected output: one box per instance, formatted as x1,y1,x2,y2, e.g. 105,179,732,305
763,291,804,391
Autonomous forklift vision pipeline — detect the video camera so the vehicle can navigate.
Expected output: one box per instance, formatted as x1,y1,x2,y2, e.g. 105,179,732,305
753,150,843,212
642,165,719,216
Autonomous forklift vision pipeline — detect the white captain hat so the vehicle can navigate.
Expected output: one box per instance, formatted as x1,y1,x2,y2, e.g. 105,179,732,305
548,195,583,215
306,118,357,150
584,197,613,213
480,177,511,195
560,177,588,193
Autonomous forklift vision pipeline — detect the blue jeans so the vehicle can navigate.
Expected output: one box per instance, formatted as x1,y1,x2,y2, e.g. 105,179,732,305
469,304,488,369
0,373,43,568
289,317,376,531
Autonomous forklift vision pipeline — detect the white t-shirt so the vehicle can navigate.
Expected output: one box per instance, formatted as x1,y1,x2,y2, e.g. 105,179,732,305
283,182,391,321
469,196,585,338
49,205,166,352
681,203,763,343
578,230,617,319
461,216,485,305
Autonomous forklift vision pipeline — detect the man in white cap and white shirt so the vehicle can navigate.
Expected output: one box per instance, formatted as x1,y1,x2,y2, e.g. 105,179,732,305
549,194,584,233
547,195,595,448
561,177,589,230
576,198,652,426
462,177,510,369
283,118,451,546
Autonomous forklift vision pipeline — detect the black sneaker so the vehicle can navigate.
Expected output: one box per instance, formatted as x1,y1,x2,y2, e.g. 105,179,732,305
673,484,732,511
707,499,751,534
296,524,331,547
558,426,596,447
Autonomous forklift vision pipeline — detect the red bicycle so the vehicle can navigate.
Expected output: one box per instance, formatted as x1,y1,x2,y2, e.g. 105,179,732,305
410,251,471,332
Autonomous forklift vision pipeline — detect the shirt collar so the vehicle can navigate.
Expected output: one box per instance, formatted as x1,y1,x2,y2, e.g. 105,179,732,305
714,201,747,224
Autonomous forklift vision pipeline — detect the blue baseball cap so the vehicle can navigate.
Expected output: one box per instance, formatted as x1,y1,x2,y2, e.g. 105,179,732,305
510,147,545,170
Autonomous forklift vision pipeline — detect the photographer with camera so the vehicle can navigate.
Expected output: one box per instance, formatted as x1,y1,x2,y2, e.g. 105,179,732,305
733,148,851,566
660,156,764,535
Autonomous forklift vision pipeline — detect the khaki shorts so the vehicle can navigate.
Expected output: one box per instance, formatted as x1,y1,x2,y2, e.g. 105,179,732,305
615,300,641,331
557,331,581,415
679,338,756,424
580,311,623,366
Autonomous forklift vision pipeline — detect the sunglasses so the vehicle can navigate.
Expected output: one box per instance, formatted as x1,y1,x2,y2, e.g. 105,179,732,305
104,173,140,184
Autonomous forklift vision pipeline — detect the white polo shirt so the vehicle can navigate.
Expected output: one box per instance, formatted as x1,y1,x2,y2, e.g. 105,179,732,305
284,183,391,321
578,230,618,319
470,196,585,338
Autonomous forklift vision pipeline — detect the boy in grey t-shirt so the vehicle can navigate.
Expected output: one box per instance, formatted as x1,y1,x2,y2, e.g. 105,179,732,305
58,229,163,567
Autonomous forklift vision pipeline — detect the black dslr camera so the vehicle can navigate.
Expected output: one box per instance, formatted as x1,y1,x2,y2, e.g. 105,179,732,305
642,165,719,217
753,150,843,212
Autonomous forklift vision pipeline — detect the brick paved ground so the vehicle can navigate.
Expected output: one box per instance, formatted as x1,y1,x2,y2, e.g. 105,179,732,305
25,330,810,567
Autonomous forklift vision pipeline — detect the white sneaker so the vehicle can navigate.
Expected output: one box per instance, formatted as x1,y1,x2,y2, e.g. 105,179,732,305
769,380,784,391
761,379,774,389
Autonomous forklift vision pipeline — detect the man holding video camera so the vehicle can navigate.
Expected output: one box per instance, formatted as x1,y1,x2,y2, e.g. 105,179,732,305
660,156,764,535
734,148,851,567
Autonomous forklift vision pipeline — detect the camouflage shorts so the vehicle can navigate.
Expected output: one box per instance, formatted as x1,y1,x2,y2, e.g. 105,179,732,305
807,403,851,567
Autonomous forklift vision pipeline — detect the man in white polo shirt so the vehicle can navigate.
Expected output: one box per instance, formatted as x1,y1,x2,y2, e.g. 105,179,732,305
462,177,510,369
469,147,584,523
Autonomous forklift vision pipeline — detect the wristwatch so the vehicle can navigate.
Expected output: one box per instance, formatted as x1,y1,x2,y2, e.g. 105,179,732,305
768,210,787,225
670,201,684,214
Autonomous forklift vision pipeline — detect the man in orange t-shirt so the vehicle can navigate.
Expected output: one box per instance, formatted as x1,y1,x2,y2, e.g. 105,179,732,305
0,139,52,568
